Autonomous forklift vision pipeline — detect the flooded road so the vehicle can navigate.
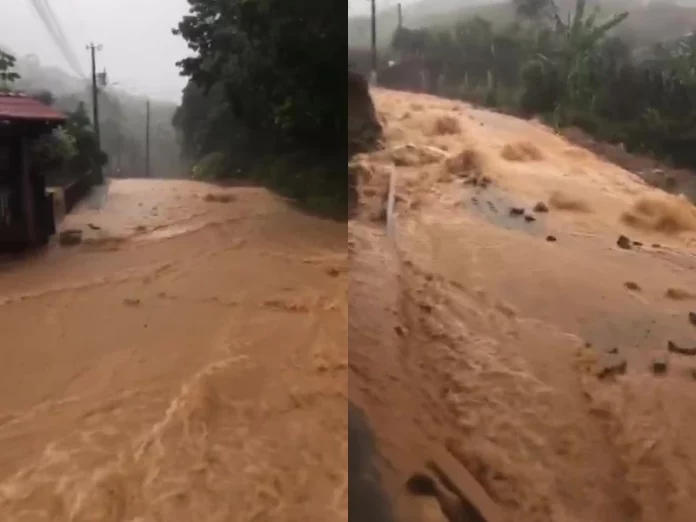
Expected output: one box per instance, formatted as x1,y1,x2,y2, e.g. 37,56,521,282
0,179,347,521
351,89,696,522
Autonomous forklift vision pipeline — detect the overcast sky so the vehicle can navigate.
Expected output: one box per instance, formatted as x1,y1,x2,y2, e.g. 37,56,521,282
0,0,191,102
349,0,405,16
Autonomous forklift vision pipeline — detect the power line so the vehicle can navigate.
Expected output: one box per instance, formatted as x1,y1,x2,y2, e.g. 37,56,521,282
37,0,85,76
28,0,85,77
29,0,81,75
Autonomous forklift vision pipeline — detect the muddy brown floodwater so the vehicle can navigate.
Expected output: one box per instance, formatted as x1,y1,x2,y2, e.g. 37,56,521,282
0,179,347,521
350,88,696,522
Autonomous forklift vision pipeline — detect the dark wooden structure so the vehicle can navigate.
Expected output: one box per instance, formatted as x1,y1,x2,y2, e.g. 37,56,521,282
0,93,65,250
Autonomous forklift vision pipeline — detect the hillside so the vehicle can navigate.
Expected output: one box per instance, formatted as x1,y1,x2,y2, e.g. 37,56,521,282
348,0,696,50
4,49,182,180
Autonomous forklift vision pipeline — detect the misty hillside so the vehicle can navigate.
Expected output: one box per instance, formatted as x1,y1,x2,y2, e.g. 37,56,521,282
349,0,696,50
2,48,183,180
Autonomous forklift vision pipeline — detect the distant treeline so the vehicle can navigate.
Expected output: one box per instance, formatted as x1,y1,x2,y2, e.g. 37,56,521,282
364,0,696,170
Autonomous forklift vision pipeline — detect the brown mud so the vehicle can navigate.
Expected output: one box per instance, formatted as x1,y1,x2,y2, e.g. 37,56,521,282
350,88,696,522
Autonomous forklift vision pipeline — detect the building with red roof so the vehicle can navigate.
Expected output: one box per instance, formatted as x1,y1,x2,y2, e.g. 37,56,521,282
0,93,66,250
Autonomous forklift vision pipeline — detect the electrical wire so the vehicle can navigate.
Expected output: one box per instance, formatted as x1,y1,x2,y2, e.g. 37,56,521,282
36,0,85,76
28,0,85,77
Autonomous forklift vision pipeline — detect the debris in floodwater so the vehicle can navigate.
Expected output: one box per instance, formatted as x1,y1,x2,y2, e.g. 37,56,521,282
668,340,696,356
59,229,83,246
597,352,627,379
204,193,236,203
624,281,641,291
617,235,632,250
652,356,668,375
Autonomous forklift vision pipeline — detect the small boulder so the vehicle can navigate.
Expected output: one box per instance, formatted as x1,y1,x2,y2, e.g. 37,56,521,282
546,235,557,242
524,214,536,222
624,281,641,291
651,356,668,375
533,201,549,213
509,207,525,216
617,235,632,250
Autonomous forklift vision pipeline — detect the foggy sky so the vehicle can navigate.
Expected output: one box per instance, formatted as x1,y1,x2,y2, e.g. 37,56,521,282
0,0,192,102
349,0,414,16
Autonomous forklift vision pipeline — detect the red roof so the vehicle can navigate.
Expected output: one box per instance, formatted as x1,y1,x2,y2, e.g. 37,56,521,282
0,93,66,122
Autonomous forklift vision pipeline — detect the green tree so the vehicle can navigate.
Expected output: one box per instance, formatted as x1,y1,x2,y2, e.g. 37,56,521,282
0,51,20,91
64,102,108,176
173,0,343,152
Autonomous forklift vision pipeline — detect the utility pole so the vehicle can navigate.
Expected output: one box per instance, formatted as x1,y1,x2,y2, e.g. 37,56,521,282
145,98,151,178
397,3,403,29
86,42,104,183
370,0,377,84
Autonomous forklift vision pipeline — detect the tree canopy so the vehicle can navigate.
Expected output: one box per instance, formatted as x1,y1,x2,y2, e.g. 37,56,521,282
382,0,696,169
173,0,344,153
171,0,347,217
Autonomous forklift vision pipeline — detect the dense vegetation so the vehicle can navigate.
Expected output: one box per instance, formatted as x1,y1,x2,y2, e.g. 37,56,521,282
0,50,107,183
1,46,181,180
349,0,696,51
172,0,346,218
375,0,696,169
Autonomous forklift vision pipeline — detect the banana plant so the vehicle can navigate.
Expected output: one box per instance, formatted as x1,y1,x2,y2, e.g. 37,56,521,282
537,0,629,116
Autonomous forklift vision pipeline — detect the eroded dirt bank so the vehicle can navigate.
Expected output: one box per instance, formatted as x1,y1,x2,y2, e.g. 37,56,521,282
0,179,347,521
350,88,696,522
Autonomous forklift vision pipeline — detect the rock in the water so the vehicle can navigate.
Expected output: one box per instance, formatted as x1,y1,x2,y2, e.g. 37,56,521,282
652,356,668,375
624,281,641,291
617,235,632,250
59,229,83,246
533,201,549,213
597,352,627,379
